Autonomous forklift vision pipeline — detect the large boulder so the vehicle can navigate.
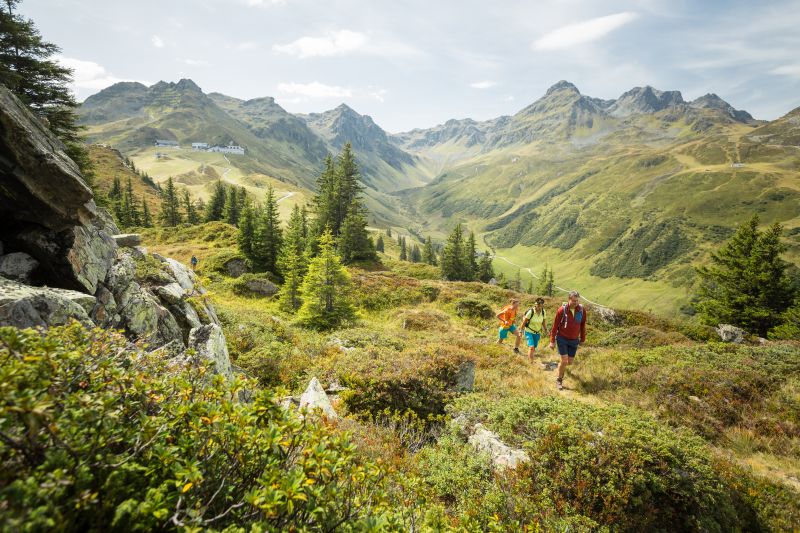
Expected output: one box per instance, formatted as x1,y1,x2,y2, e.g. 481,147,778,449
0,252,39,283
113,233,141,247
467,423,529,470
299,377,338,419
716,324,746,344
188,324,233,378
0,276,95,328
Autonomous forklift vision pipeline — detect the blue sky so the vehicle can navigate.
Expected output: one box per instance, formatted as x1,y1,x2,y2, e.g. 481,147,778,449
20,0,800,132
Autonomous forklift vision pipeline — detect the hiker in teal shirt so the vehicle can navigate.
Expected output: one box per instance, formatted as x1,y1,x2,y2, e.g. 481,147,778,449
521,297,548,363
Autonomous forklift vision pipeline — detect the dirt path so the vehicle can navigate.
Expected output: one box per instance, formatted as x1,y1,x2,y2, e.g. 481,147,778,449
493,255,608,308
277,191,295,203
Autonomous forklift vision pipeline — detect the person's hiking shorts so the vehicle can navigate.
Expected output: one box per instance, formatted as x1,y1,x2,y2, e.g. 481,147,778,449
556,335,580,357
498,324,517,339
524,331,541,347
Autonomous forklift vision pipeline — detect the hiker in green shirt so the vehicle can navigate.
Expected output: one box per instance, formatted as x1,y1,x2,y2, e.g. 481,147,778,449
521,297,548,363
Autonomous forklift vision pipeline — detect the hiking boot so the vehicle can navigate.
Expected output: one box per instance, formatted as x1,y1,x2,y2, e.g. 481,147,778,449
513,347,520,354
556,377,564,391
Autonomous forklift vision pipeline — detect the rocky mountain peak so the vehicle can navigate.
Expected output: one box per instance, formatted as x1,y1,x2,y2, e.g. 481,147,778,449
608,86,685,117
545,80,580,96
690,93,754,122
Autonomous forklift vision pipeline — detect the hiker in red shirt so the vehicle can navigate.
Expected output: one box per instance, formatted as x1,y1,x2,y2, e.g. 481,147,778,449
549,290,586,391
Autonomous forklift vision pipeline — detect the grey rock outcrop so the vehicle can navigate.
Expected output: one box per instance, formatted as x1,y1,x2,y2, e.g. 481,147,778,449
0,277,95,329
0,252,39,283
716,324,746,344
113,233,142,247
224,257,249,278
467,423,529,469
455,360,475,392
188,324,233,378
299,377,338,419
0,85,233,379
244,277,278,296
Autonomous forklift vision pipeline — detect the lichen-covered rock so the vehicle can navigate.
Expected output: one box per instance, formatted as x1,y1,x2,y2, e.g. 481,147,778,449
225,257,250,278
594,305,621,326
467,423,528,469
244,277,278,296
0,276,95,328
163,257,197,292
716,323,746,344
113,233,141,247
0,252,39,283
188,324,233,378
67,222,116,294
299,377,338,419
455,360,475,392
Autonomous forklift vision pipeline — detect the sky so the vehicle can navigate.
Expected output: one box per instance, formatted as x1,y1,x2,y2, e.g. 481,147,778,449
19,0,800,132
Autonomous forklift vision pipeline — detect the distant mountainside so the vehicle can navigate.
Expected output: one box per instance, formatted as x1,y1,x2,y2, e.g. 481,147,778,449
80,79,799,314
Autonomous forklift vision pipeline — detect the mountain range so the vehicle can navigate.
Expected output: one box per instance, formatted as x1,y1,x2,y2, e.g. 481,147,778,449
78,79,800,314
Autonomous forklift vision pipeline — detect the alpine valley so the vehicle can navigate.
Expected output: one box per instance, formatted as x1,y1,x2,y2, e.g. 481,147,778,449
79,79,800,315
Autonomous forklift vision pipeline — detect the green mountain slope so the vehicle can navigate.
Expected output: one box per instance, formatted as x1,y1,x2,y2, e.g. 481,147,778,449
396,82,799,314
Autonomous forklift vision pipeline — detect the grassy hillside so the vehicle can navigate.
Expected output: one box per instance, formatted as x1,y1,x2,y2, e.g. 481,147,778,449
129,222,800,530
87,144,162,213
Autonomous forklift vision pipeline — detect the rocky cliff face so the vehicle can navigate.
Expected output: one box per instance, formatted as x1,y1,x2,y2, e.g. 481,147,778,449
0,85,232,377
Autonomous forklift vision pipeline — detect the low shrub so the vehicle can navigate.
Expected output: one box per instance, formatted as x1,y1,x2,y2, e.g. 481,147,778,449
133,253,172,284
351,272,426,311
454,295,494,319
202,248,251,276
339,341,475,420
419,395,799,531
0,322,404,531
397,309,449,331
595,325,688,348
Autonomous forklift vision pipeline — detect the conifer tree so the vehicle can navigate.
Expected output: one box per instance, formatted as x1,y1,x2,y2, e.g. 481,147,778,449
183,189,199,225
237,200,256,260
0,0,91,174
338,201,376,264
386,227,392,238
141,197,152,227
477,253,494,283
399,237,408,261
333,143,362,236
297,230,356,330
410,244,422,263
422,236,437,266
312,154,336,236
512,269,522,292
497,272,507,289
109,177,122,200
440,224,465,280
223,185,240,226
277,204,308,312
696,215,796,336
376,235,385,253
537,265,555,297
159,177,182,227
397,235,402,247
205,181,226,222
463,231,478,281
251,186,282,274
527,278,534,294
123,178,140,226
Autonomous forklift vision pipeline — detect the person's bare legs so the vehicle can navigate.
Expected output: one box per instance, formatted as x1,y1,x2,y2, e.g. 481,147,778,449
558,356,573,380
514,330,522,351
527,345,535,362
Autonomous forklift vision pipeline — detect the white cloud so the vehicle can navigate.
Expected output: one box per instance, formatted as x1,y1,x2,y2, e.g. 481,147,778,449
273,30,367,58
470,80,497,89
369,88,388,102
768,64,800,77
151,35,164,48
503,95,515,102
532,12,638,51
245,0,286,5
55,56,146,95
276,81,352,98
181,58,211,66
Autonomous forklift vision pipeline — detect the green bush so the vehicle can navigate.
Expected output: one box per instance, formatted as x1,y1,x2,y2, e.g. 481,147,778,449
454,295,494,319
202,248,251,276
0,323,403,531
339,342,474,420
421,395,799,532
133,253,172,284
594,325,688,348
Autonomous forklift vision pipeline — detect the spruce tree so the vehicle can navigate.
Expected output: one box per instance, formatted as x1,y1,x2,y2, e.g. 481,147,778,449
159,177,182,227
109,177,122,200
237,200,256,260
477,253,494,283
125,177,141,226
376,235,385,253
409,244,421,263
386,227,392,238
0,0,91,175
141,197,152,227
205,181,226,222
463,231,478,281
696,215,796,336
512,269,522,292
333,143,362,236
223,185,240,226
251,187,282,274
537,265,555,297
184,189,199,225
338,201,376,264
440,224,465,280
297,230,356,330
277,204,308,312
312,154,337,236
422,236,437,266
399,237,408,261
